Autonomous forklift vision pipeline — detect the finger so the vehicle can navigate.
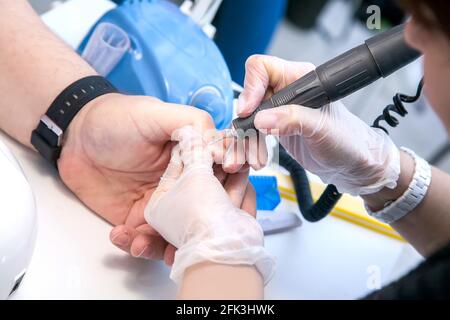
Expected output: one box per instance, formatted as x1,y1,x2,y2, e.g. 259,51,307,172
130,231,169,260
208,131,235,167
254,104,322,137
223,138,245,173
110,224,137,252
223,167,250,208
206,129,232,164
149,145,182,204
160,144,182,182
238,55,315,117
213,164,228,185
174,126,213,170
242,183,257,217
238,55,282,117
110,224,165,259
245,133,268,170
164,244,177,266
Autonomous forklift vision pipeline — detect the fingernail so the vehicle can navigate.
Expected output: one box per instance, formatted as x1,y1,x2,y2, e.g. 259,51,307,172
111,232,129,247
135,245,149,258
237,94,247,114
255,112,278,129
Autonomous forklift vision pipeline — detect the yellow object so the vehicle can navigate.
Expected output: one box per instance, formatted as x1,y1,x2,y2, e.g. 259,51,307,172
271,169,404,241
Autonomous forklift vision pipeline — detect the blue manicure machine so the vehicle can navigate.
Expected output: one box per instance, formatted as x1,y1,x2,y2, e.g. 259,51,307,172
78,0,234,129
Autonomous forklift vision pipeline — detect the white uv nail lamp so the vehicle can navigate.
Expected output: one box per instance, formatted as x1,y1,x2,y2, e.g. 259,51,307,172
0,139,37,299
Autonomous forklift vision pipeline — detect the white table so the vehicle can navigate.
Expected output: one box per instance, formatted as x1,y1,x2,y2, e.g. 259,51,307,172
3,131,421,300
7,0,422,299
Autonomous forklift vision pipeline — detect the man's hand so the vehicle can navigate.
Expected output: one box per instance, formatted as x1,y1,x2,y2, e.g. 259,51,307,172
57,93,256,264
0,1,258,264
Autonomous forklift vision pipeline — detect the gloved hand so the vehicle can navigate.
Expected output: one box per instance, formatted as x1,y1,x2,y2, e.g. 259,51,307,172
144,126,275,283
238,55,400,196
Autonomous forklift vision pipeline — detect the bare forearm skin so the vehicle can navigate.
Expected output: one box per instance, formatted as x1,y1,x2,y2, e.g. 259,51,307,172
0,0,96,147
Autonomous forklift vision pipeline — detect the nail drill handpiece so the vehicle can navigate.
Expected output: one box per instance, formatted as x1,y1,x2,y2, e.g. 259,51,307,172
232,23,421,133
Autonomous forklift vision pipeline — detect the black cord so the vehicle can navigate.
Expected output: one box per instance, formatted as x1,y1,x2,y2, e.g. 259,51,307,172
278,145,342,222
372,78,424,134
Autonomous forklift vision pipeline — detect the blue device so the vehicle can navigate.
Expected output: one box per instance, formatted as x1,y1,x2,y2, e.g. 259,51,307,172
249,175,281,211
78,0,234,129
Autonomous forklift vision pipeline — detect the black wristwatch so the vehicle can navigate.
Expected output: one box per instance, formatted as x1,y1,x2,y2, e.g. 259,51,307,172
31,76,118,167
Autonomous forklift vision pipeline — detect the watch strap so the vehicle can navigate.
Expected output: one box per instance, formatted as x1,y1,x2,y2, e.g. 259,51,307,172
366,147,432,224
31,76,117,166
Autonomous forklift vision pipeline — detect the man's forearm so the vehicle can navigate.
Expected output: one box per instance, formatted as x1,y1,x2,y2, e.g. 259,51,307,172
364,151,450,256
0,0,96,147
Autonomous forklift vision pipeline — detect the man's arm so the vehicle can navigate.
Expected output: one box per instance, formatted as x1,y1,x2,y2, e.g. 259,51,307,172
0,0,259,265
0,0,96,146
363,151,450,257
0,0,195,261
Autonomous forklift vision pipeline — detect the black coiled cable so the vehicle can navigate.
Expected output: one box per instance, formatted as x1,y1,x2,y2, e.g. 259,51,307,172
372,78,424,133
278,144,342,222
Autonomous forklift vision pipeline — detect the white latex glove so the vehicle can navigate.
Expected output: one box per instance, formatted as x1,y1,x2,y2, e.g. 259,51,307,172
238,55,400,196
144,126,275,284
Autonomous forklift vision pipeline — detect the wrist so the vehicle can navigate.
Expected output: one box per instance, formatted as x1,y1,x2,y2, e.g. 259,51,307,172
363,149,415,211
170,209,275,284
61,92,118,145
182,208,264,247
31,76,117,167
179,262,264,299
14,69,97,148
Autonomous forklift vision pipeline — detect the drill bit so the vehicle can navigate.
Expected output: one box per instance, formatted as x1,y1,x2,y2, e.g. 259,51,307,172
207,128,237,146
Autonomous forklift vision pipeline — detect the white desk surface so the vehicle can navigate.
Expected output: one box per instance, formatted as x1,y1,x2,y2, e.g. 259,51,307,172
7,0,422,300
3,131,421,300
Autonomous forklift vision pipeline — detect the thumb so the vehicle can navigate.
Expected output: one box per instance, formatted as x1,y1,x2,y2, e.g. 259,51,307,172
139,98,215,141
254,105,322,137
238,55,316,117
238,55,280,117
